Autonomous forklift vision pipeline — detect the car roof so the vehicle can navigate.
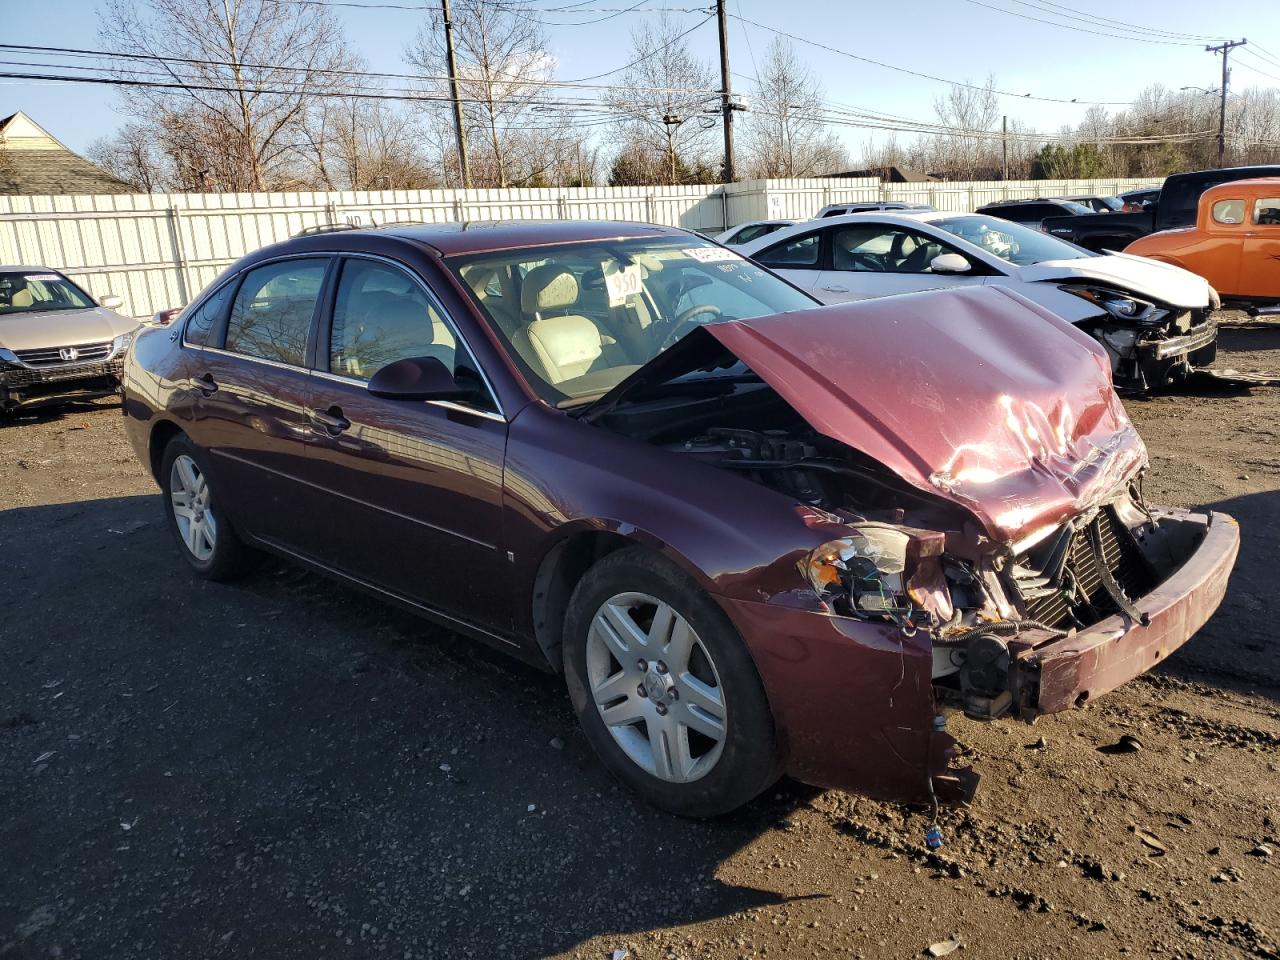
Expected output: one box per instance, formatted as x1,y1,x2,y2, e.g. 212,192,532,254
0,264,59,272
977,197,1071,207
304,219,690,257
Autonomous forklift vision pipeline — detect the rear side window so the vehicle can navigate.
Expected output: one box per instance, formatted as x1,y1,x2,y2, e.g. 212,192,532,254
1253,198,1280,226
329,259,456,380
1213,199,1245,224
225,258,328,366
183,282,233,347
756,232,821,268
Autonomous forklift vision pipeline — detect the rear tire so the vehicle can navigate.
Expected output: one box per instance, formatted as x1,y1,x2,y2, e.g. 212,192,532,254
563,546,782,818
160,435,253,581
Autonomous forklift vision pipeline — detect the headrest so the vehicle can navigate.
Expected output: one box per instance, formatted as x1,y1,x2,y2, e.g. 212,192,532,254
464,265,498,296
521,265,578,314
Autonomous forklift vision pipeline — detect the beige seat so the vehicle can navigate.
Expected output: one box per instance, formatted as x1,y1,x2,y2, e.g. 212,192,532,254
512,266,605,385
11,289,33,308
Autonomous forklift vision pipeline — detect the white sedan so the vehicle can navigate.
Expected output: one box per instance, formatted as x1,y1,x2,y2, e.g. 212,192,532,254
735,211,1220,391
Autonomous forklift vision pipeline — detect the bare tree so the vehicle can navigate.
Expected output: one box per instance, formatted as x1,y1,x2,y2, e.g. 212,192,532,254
606,13,719,184
927,76,1000,179
302,92,437,190
739,38,847,178
88,122,170,192
406,0,553,188
98,0,351,191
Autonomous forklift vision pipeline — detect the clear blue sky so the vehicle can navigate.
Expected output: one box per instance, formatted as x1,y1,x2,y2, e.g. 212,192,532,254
6,0,1280,158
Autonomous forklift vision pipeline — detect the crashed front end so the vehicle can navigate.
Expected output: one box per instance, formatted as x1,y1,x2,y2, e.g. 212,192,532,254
596,286,1238,805
0,337,132,412
1058,283,1219,392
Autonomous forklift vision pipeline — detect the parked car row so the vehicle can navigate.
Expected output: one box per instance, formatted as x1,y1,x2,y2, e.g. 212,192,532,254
110,218,1238,817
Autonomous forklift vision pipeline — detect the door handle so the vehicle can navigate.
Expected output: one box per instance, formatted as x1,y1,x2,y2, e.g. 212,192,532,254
310,406,351,435
820,284,850,293
195,373,218,396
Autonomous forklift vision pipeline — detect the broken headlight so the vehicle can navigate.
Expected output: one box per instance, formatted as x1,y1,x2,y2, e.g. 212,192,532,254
1060,284,1161,323
799,524,949,626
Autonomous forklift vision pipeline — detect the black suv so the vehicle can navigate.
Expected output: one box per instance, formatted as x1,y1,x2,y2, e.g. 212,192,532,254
974,198,1094,228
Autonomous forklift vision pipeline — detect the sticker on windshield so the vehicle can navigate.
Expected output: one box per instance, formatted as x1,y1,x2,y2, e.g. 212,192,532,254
682,247,741,263
604,263,643,306
24,274,59,282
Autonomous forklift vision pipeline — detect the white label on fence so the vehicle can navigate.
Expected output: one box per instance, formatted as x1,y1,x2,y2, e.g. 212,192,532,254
682,247,741,263
604,264,643,306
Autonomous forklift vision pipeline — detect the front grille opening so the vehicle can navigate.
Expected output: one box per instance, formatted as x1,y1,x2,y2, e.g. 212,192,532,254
1013,509,1153,629
14,341,114,366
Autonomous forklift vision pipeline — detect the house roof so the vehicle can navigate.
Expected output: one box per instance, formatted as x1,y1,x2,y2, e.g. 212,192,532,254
0,112,132,195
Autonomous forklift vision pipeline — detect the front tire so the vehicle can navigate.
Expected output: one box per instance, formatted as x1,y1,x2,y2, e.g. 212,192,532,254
160,435,252,581
563,547,782,817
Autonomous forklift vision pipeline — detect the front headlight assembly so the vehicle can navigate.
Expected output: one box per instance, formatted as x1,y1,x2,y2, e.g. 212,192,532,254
1059,284,1162,323
799,523,952,629
112,332,135,356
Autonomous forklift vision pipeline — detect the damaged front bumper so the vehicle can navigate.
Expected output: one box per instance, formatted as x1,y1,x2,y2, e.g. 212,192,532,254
1009,508,1238,715
716,507,1237,807
0,358,125,412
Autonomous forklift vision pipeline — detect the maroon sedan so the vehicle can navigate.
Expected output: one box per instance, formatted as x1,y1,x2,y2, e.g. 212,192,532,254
121,221,1238,817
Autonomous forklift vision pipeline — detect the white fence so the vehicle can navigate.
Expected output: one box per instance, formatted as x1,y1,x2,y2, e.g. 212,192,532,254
0,176,1163,319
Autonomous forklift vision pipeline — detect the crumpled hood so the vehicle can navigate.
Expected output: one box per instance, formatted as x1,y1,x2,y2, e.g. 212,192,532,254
1014,252,1210,309
592,285,1147,543
0,307,137,352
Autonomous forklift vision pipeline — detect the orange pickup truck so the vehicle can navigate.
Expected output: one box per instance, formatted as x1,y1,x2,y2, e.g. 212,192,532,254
1125,178,1280,302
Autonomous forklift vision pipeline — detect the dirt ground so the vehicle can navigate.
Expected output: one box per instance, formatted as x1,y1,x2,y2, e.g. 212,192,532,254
3,323,1279,960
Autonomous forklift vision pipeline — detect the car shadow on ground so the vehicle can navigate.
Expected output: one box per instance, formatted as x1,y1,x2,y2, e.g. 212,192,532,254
0,397,122,427
1151,489,1280,703
1,493,823,960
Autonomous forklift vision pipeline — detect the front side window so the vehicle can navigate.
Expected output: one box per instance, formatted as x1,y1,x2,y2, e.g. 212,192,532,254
829,225,956,273
931,215,1092,267
448,237,815,406
225,258,328,366
1253,197,1280,226
729,223,782,245
329,259,456,381
755,232,821,268
0,271,94,315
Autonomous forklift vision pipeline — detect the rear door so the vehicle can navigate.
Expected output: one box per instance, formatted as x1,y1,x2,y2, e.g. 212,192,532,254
812,222,987,303
300,255,512,637
751,229,824,295
1243,195,1280,298
181,256,331,551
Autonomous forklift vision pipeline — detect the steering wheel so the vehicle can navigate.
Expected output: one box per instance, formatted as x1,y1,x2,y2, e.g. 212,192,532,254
660,303,723,350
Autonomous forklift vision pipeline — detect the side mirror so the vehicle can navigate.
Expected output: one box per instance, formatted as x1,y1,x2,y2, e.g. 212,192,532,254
367,356,476,402
930,253,972,275
100,294,124,310
153,307,183,326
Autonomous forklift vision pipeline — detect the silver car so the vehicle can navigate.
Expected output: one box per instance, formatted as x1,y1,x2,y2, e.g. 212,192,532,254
0,266,137,414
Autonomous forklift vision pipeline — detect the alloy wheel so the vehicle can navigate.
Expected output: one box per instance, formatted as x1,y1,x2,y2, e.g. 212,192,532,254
586,591,727,783
169,454,217,562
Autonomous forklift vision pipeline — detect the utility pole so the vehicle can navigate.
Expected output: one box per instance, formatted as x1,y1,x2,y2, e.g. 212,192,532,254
442,0,471,189
1206,38,1246,167
1001,115,1008,181
716,0,735,183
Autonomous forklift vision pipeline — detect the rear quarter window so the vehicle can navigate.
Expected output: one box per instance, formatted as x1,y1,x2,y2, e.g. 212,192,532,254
1212,199,1245,225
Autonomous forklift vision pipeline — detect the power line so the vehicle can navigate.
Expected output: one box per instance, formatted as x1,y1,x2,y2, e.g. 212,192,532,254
561,11,714,81
968,0,1228,42
727,13,1134,105
952,0,1203,46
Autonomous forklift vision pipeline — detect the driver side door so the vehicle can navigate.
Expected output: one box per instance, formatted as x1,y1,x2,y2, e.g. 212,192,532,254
813,223,987,304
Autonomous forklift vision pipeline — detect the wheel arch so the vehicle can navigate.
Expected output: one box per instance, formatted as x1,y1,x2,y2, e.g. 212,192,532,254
148,418,187,484
528,522,716,673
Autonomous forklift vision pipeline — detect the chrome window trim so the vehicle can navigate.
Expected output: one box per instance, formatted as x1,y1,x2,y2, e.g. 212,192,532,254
330,252,505,419
185,343,311,375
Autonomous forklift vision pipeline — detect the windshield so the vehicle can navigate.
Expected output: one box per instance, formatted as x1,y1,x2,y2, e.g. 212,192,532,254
0,271,94,315
930,215,1094,267
449,236,816,406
